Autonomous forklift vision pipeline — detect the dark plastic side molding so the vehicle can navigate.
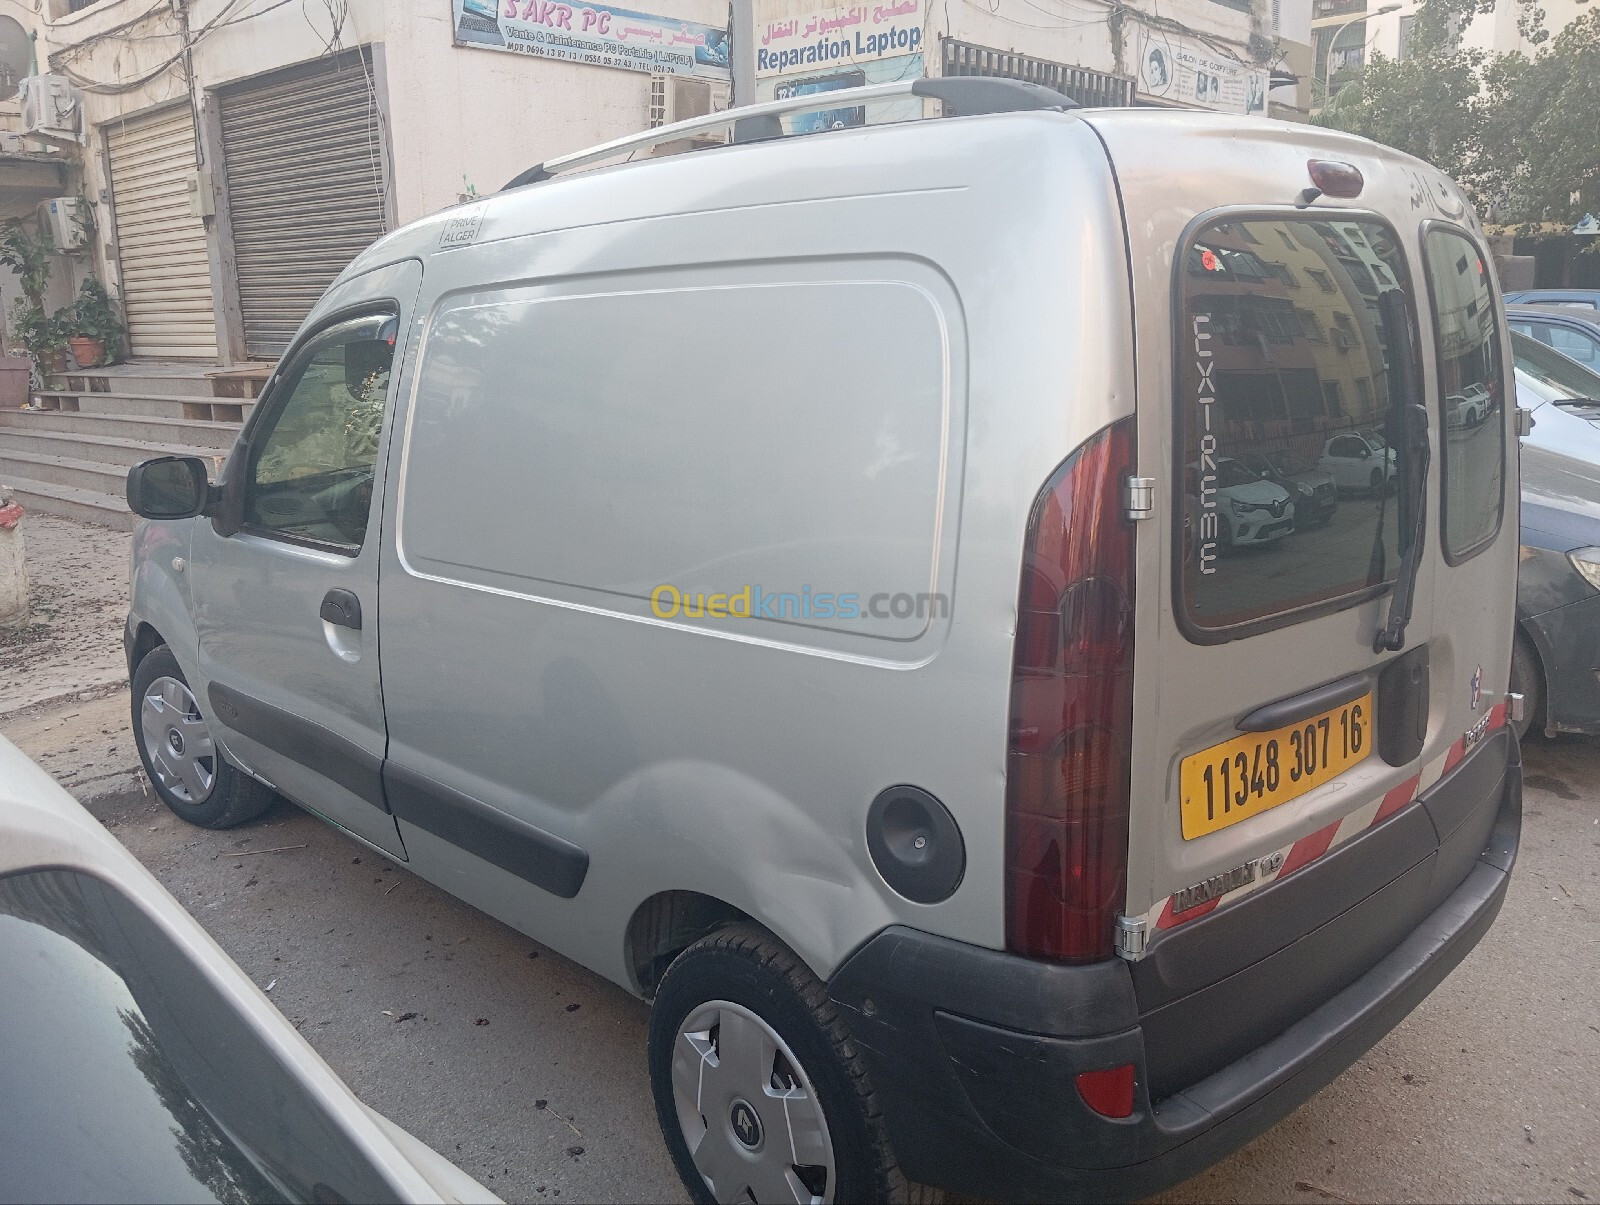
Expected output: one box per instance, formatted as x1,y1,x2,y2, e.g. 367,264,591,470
206,681,386,810
384,763,589,899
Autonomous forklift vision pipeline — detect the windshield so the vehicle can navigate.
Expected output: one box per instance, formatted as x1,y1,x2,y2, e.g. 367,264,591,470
1511,329,1600,402
1215,458,1261,487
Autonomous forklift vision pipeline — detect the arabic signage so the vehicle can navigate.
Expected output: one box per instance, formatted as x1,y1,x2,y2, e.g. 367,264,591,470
750,0,924,129
451,0,732,78
1136,29,1266,115
754,0,923,77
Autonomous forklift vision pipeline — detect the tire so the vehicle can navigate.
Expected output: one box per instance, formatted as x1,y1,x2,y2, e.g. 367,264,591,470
1369,467,1384,494
649,924,932,1205
131,645,278,829
1510,629,1545,742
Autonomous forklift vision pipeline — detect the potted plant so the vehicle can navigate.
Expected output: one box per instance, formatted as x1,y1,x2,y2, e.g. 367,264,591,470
0,222,67,382
67,277,124,368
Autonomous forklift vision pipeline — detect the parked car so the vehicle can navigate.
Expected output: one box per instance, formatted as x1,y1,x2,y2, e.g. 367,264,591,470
121,81,1523,1203
1507,304,1600,368
0,733,495,1205
1503,288,1600,310
1318,430,1398,494
1236,448,1338,526
1511,328,1600,464
1185,457,1296,547
1514,444,1600,739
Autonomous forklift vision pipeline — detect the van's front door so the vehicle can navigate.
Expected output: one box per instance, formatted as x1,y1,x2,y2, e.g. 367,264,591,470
188,261,422,860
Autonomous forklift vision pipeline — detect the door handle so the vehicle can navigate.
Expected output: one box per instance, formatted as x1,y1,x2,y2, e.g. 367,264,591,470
320,589,363,631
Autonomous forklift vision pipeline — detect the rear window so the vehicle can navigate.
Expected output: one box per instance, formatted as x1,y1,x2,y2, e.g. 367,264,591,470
1421,226,1505,562
1176,216,1416,636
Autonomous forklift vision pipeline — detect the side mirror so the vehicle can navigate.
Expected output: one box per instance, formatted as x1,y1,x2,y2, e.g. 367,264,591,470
127,456,210,520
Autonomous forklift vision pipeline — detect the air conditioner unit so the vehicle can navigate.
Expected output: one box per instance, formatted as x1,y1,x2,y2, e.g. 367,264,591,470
19,74,84,147
42,196,88,251
648,74,731,151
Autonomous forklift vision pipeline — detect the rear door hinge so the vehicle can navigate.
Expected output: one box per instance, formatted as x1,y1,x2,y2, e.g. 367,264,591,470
1115,914,1148,961
1124,475,1156,521
1516,407,1534,438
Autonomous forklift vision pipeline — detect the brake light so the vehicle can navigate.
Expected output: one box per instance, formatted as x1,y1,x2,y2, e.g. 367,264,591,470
1005,419,1137,963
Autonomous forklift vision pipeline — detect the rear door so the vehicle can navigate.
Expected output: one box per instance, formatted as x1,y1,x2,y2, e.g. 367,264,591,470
1083,117,1516,1097
1137,201,1434,932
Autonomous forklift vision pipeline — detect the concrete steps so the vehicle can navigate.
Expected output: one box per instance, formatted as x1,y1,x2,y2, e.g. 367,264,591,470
4,476,135,531
1,361,255,528
34,390,253,424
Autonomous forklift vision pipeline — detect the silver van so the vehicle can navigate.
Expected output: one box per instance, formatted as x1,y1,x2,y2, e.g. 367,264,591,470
124,80,1523,1203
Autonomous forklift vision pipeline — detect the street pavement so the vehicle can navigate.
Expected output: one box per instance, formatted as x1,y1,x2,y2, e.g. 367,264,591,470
2,514,1597,1203
1,696,1586,1205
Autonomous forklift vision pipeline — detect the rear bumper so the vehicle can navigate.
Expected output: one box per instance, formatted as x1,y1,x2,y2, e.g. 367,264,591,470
827,731,1520,1202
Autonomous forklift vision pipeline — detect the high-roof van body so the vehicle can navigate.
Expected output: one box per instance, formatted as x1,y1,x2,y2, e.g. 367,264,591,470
126,91,1522,1203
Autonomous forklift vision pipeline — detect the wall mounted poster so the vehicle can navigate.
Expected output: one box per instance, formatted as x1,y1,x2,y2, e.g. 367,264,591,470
1136,29,1266,115
751,0,925,128
452,0,732,78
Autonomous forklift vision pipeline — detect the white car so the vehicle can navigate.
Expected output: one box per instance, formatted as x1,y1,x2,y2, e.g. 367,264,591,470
1185,457,1296,547
1319,432,1398,494
1446,385,1492,428
0,734,497,1205
1512,328,1600,466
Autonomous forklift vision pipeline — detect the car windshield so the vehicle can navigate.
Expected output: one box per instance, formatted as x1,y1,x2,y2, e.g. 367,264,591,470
1512,328,1600,402
1215,458,1260,487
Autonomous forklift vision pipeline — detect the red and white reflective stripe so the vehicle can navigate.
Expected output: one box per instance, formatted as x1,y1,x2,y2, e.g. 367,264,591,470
1148,702,1506,932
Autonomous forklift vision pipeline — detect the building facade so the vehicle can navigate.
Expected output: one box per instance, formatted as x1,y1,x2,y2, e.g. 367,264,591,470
0,0,1309,367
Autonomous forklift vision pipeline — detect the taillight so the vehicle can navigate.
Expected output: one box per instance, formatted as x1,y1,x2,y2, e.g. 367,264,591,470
1005,418,1137,963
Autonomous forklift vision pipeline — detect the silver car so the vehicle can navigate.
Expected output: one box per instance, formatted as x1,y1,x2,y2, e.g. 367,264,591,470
122,80,1523,1203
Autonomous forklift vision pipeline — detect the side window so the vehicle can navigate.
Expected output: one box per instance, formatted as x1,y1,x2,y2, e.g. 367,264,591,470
1548,325,1600,365
1421,228,1505,563
242,310,397,552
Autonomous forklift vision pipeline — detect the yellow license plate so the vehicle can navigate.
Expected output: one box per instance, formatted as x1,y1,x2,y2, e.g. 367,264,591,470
1180,693,1374,840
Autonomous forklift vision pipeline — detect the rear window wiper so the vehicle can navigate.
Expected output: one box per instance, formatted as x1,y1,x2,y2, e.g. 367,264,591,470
1375,289,1429,653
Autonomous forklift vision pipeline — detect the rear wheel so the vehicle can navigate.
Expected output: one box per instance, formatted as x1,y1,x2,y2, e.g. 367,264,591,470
1510,630,1544,742
649,925,930,1205
131,645,278,829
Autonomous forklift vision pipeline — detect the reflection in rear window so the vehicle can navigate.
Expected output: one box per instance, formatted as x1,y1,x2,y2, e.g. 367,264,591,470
1423,226,1505,563
1177,218,1416,635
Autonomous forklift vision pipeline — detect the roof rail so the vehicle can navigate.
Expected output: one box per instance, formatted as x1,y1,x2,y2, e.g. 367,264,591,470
501,77,1078,191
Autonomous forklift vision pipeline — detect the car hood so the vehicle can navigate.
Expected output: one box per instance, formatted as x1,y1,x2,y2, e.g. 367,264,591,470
1223,478,1292,505
1522,444,1600,548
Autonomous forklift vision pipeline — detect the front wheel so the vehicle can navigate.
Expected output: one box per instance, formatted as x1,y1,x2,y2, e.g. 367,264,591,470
1369,467,1384,494
649,925,929,1205
1510,630,1544,742
131,645,279,829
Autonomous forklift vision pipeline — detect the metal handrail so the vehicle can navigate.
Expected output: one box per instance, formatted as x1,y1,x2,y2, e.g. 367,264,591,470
501,77,1078,190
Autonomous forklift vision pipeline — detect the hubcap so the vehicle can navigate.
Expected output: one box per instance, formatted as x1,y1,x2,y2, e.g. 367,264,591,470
140,676,216,805
671,1000,835,1204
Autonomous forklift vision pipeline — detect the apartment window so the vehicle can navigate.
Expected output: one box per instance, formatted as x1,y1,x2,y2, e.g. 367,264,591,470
1398,14,1417,58
1298,310,1326,341
1265,262,1300,288
1308,268,1335,293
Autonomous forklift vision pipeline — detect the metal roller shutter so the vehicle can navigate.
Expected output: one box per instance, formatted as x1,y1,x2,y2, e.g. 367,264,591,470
106,104,219,360
219,50,388,360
